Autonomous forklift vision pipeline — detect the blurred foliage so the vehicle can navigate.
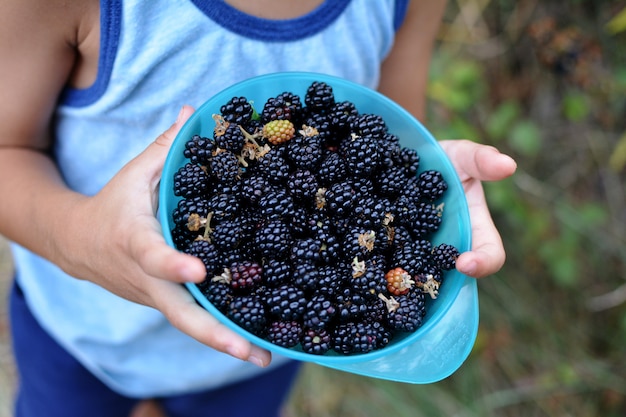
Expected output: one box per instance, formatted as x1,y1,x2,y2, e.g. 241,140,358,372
287,1,626,416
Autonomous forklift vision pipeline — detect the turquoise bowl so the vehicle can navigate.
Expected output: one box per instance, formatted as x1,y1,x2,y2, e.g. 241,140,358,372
159,72,478,383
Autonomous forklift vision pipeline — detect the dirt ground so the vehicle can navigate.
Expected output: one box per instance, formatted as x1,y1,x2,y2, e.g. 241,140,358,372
0,236,16,417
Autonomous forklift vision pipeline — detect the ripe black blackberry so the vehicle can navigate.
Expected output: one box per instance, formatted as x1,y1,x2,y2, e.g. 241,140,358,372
206,192,240,222
304,81,335,111
302,112,335,147
325,181,355,217
394,147,421,177
286,169,319,203
266,285,307,321
317,152,348,185
214,122,245,154
184,134,215,166
351,113,387,139
334,287,368,324
173,163,210,198
390,241,426,277
351,258,388,301
417,169,448,202
258,189,295,221
184,239,222,277
431,243,460,271
285,134,323,171
303,294,336,330
253,219,294,260
239,174,272,207
374,165,409,198
301,328,331,355
227,294,267,336
351,195,390,230
383,291,426,332
328,100,358,133
411,202,443,238
266,321,303,348
378,133,402,168
314,264,349,298
251,147,291,185
342,227,384,261
261,259,292,287
343,135,380,177
261,92,303,122
220,96,253,126
291,261,320,293
290,237,323,264
199,280,233,313
172,196,210,232
209,150,241,184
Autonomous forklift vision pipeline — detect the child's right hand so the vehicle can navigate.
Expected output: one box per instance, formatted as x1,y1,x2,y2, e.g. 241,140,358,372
54,106,272,368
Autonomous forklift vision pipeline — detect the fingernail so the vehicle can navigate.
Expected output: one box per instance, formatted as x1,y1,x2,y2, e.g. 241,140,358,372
248,354,265,368
176,106,186,124
459,260,477,276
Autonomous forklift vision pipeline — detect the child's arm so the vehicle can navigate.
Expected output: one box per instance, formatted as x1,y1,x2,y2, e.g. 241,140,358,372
0,0,271,366
380,0,517,278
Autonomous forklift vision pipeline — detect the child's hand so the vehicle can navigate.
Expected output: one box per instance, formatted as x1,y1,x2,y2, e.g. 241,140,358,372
63,105,271,368
439,140,517,278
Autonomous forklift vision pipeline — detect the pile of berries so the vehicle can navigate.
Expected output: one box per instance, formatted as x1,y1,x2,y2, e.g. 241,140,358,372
170,81,461,355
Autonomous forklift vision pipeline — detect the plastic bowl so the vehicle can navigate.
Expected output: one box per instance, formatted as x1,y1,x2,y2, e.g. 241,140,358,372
159,72,478,383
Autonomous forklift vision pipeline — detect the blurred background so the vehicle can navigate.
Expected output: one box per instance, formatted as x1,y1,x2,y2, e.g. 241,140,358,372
1,0,625,416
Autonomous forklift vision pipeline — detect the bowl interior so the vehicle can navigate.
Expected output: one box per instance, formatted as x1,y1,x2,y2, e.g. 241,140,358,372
159,72,472,365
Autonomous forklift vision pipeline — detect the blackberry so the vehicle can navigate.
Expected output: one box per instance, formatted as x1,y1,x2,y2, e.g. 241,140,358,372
253,219,293,260
172,196,210,231
318,234,342,265
325,181,355,217
390,241,426,276
351,195,390,230
342,227,383,261
207,192,240,222
239,174,272,206
228,260,263,293
328,100,358,133
301,328,331,355
417,170,448,202
394,147,421,177
185,238,222,277
184,135,215,166
199,279,233,313
343,135,380,177
332,321,386,355
267,321,303,348
374,165,409,198
261,92,303,122
385,267,415,296
220,96,254,126
317,152,348,185
334,287,368,324
414,267,443,300
431,243,460,271
381,291,426,332
286,169,319,203
209,150,241,184
291,261,320,293
303,294,336,330
173,163,210,198
350,257,388,301
258,189,295,220
227,295,267,336
214,122,245,153
266,285,307,321
351,113,387,139
261,259,292,287
314,264,349,297
411,202,443,237
304,81,335,111
285,134,323,171
252,147,291,185
391,195,420,229
262,119,295,146
378,133,402,168
301,112,334,147
290,237,323,264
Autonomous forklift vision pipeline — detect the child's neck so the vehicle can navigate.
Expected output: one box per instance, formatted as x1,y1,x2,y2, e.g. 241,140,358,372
224,0,325,19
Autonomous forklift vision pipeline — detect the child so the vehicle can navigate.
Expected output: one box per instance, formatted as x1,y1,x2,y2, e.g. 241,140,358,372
0,0,516,416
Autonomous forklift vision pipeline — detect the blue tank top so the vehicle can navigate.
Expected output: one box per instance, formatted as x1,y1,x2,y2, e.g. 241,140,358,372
11,0,409,396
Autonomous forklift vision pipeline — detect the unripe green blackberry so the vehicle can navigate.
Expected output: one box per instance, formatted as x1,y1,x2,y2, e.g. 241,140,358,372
262,119,295,145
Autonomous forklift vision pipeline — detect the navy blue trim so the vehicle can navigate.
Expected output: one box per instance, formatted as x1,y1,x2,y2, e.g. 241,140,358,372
59,0,122,107
190,0,352,42
394,0,410,31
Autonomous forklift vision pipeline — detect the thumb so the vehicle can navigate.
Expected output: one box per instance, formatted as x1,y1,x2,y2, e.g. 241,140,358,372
154,105,196,151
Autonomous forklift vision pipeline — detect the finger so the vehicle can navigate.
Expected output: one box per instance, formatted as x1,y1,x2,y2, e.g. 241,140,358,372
455,180,506,278
152,281,272,367
439,140,517,182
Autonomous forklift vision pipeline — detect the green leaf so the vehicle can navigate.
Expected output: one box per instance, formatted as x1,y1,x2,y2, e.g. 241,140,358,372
485,101,522,142
606,7,626,34
507,120,542,156
609,132,626,172
562,92,589,122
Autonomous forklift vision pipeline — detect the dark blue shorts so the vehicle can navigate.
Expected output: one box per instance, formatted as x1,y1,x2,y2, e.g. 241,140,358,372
9,281,300,417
